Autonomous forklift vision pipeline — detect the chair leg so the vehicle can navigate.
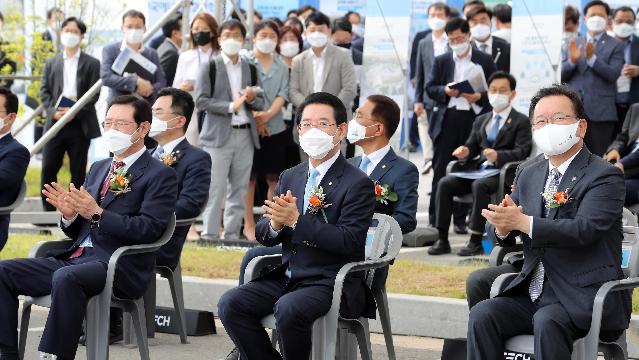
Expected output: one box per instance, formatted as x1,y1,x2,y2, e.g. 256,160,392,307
130,299,150,360
18,303,32,360
352,321,373,360
168,264,188,344
374,288,396,360
86,296,110,360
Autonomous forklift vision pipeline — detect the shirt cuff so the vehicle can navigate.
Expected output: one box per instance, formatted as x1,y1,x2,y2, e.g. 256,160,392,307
228,102,234,114
587,55,597,67
495,230,509,240
528,216,533,239
61,214,78,227
268,222,282,237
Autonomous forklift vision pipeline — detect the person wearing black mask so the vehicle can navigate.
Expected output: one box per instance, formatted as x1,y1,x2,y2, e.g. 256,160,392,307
331,17,362,65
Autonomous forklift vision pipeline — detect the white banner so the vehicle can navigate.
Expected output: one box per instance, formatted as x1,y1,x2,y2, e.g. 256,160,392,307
510,0,564,114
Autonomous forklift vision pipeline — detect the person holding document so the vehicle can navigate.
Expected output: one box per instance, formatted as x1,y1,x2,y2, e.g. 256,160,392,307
432,71,531,256
40,17,101,212
425,17,496,253
101,10,166,104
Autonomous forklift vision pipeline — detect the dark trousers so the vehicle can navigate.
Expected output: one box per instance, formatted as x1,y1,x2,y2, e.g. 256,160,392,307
584,121,616,157
429,108,476,226
625,178,639,206
465,264,519,309
218,274,334,360
0,215,8,252
0,251,107,360
616,103,630,135
40,125,90,211
435,175,499,237
409,112,420,146
468,281,591,360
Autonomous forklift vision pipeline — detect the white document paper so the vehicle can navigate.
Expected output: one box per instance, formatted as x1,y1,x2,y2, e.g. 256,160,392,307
618,75,631,93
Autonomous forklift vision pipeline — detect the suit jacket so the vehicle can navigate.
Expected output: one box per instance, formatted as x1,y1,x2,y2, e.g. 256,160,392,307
463,108,532,169
626,36,639,105
609,103,639,176
60,151,178,298
195,55,265,149
488,146,631,332
157,38,180,87
415,32,449,109
0,134,29,243
153,139,212,270
425,49,497,142
255,155,377,318
289,44,357,119
40,51,101,139
488,36,511,73
100,42,167,104
348,148,419,234
410,30,430,80
561,33,625,122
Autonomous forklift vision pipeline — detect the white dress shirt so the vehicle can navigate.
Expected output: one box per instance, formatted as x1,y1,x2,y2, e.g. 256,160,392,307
221,52,250,126
474,36,493,55
361,144,391,176
312,46,328,93
448,47,475,111
157,136,186,155
62,50,80,99
432,32,449,57
172,47,215,90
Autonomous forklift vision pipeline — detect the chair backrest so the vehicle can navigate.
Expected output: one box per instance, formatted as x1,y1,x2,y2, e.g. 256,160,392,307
0,180,27,215
622,226,639,278
622,207,638,227
363,213,403,285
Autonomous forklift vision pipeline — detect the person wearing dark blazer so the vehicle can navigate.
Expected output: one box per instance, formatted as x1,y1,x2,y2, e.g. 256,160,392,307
562,1,624,156
467,5,511,73
100,10,167,105
425,18,497,229
218,93,376,360
605,103,639,204
612,7,639,131
0,95,177,360
149,88,211,270
157,14,182,87
431,72,532,256
467,85,631,359
0,88,29,251
39,17,101,212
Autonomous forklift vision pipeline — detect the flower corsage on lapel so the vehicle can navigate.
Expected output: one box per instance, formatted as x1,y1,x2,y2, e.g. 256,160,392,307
160,150,181,167
109,167,132,196
307,186,332,223
541,188,572,209
374,182,398,205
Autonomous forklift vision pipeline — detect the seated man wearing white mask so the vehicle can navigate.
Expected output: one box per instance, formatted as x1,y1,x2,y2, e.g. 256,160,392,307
434,71,532,256
467,85,631,359
218,92,376,360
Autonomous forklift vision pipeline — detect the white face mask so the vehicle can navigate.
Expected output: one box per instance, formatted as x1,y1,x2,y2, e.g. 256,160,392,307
450,41,470,56
488,93,511,112
255,39,277,54
60,32,81,48
533,122,581,156
279,41,300,58
470,24,491,40
563,31,579,42
586,16,607,33
352,24,364,37
221,39,242,56
346,119,378,144
124,29,145,45
299,127,338,160
307,31,328,48
428,17,446,31
103,128,140,155
614,23,634,38
149,116,178,138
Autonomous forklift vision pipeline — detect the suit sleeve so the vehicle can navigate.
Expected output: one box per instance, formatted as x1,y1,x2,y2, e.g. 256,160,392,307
61,162,97,239
392,163,419,234
150,51,167,95
531,165,625,248
464,119,483,160
194,62,232,115
495,116,533,167
620,147,639,169
590,41,625,83
291,176,375,255
289,55,306,108
336,53,357,110
39,59,56,124
486,165,523,247
478,60,498,109
414,41,425,104
175,151,212,220
160,49,178,85
80,58,102,113
97,166,178,244
425,57,448,104
100,45,137,93
608,105,634,155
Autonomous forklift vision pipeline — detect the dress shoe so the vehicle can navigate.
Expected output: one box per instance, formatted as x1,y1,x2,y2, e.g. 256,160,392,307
454,225,468,235
457,241,484,256
421,161,432,175
225,347,240,360
427,240,451,255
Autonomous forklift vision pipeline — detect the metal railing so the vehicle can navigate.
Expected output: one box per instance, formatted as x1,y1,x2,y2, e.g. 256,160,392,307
28,0,192,156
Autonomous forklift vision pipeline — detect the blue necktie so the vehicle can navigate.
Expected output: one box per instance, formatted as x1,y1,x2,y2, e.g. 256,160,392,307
487,115,501,147
303,168,320,214
359,156,371,174
154,146,165,160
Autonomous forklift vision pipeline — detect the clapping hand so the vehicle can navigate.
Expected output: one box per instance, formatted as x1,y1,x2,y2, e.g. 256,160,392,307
65,183,103,220
483,148,498,163
585,41,595,61
42,182,77,220
262,190,299,231
623,64,639,78
452,145,469,160
481,194,530,236
568,39,582,63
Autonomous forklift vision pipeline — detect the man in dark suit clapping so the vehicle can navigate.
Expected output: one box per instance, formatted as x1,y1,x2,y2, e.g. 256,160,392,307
218,92,376,360
467,85,631,359
0,95,177,360
0,88,29,251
